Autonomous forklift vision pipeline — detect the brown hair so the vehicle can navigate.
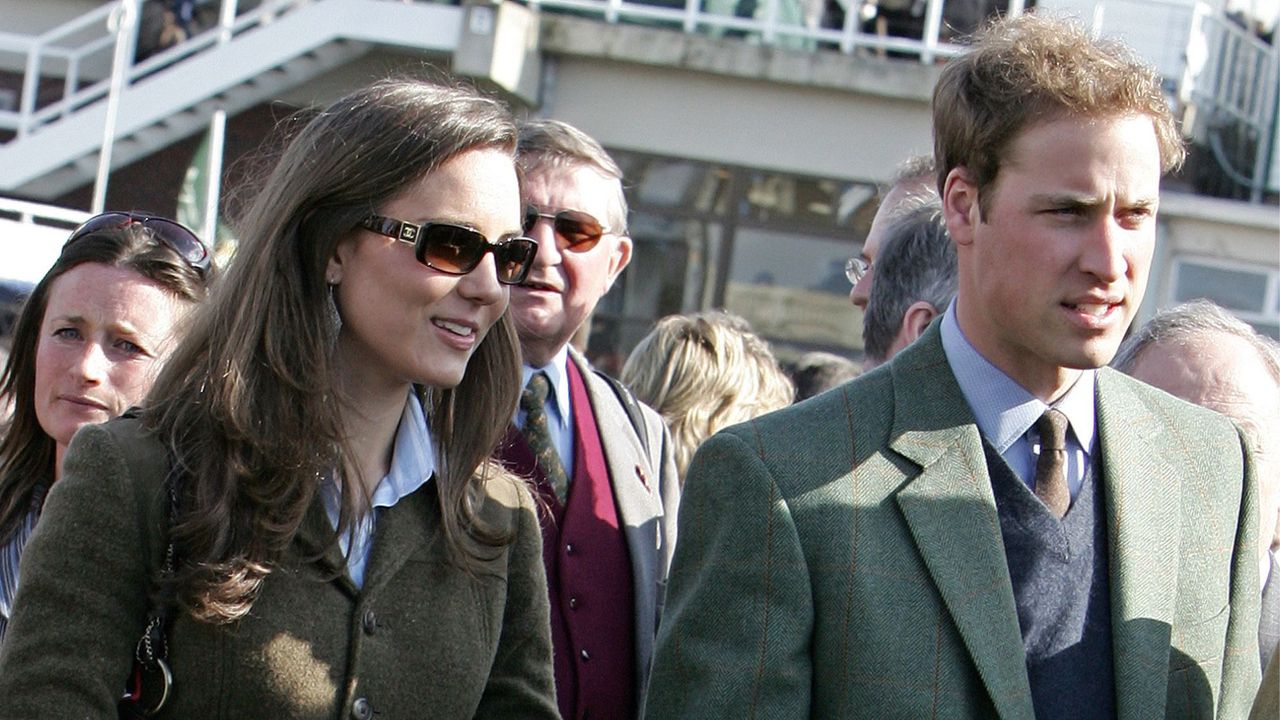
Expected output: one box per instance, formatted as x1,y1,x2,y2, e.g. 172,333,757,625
145,78,524,623
517,118,629,234
932,13,1185,217
0,225,208,544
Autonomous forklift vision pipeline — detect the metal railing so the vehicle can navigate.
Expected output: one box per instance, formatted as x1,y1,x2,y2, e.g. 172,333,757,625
524,0,1026,61
1187,7,1279,202
1,0,1275,201
0,0,314,138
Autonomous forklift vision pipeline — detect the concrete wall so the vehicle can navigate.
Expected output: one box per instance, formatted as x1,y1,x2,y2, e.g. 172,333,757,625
0,0,104,35
536,16,939,185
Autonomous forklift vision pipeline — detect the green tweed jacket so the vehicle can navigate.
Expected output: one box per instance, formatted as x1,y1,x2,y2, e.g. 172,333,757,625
0,416,559,719
645,324,1261,720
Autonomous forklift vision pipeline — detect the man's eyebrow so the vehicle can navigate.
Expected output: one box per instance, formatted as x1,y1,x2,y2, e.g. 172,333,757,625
1027,193,1159,210
1028,193,1101,208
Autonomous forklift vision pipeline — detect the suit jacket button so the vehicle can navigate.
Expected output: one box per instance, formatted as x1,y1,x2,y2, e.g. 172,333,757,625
351,697,373,720
565,543,574,555
362,609,376,635
569,596,578,609
580,649,590,661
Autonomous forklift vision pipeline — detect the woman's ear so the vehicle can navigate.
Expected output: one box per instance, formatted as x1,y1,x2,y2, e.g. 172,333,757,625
326,235,356,285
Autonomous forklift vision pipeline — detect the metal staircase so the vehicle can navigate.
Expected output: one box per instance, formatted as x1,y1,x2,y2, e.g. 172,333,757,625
0,0,467,199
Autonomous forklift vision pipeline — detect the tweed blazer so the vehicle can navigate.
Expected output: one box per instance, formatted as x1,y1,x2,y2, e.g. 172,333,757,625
0,415,559,720
645,324,1261,720
568,347,681,712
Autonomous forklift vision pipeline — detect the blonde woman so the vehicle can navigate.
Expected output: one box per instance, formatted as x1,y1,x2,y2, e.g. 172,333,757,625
621,311,793,478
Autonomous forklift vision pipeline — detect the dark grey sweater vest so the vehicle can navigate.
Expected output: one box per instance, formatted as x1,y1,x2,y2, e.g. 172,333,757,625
983,442,1116,720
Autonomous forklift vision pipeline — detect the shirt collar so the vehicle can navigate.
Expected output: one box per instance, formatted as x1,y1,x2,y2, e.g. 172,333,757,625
521,344,572,432
373,390,436,509
940,302,1097,455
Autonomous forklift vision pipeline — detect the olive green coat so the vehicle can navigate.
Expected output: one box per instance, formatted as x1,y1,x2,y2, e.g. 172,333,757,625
0,417,559,719
646,324,1261,719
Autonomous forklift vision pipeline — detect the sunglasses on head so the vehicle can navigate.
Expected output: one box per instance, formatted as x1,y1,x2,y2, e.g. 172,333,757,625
65,211,211,279
361,215,538,285
522,205,613,252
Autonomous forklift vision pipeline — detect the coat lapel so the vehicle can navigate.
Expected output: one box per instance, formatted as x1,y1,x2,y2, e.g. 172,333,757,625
295,492,358,597
888,328,1035,720
1095,370,1180,719
569,349,666,694
569,350,664,546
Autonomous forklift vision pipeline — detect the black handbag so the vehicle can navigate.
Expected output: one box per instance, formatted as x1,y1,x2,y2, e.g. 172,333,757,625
118,460,179,719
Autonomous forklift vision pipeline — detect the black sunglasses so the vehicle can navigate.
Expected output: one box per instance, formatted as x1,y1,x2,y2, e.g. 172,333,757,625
66,212,211,279
522,205,613,252
361,215,538,285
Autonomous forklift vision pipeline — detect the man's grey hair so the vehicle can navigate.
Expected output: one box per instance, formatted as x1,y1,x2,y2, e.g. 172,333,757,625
1112,299,1280,383
862,198,957,363
891,154,937,190
517,118,629,234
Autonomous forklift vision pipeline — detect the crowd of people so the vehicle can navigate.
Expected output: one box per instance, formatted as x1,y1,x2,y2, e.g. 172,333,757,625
0,11,1276,719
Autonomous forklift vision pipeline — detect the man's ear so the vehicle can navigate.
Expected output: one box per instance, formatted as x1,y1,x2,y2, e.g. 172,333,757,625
942,166,978,247
902,301,940,344
603,235,633,293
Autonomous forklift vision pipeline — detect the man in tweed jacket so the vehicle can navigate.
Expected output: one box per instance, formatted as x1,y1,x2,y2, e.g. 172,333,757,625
645,14,1260,720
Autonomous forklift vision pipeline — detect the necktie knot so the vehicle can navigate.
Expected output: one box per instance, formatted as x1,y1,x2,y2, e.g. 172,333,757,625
1033,408,1070,518
522,372,551,412
1035,408,1069,452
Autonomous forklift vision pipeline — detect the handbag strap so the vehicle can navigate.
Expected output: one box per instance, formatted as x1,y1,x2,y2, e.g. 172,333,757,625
135,459,180,666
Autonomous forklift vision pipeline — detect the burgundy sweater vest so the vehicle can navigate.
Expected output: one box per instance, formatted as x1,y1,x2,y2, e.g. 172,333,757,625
496,361,637,720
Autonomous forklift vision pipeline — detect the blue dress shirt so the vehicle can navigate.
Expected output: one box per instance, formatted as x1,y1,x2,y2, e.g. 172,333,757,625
939,303,1096,501
322,391,437,588
516,345,576,481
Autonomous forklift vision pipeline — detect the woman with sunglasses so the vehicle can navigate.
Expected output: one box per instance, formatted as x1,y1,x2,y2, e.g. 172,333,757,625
0,214,210,643
0,79,556,719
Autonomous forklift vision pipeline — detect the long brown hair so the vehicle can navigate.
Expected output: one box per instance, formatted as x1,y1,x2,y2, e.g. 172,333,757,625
145,78,524,623
0,225,208,544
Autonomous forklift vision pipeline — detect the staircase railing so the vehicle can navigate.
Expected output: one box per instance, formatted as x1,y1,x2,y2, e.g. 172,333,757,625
0,0,312,139
1187,7,1279,202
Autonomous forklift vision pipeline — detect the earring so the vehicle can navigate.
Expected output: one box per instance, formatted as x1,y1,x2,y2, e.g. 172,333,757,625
325,281,342,351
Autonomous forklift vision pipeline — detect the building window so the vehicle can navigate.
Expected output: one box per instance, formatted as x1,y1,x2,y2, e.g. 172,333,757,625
1171,257,1279,338
586,149,879,369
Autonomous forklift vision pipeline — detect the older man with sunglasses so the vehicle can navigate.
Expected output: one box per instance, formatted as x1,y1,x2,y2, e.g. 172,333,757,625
496,119,680,720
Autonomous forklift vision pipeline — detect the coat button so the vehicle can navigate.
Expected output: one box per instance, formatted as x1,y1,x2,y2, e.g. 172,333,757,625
580,649,590,661
362,609,377,635
565,543,574,555
351,697,373,720
568,596,578,609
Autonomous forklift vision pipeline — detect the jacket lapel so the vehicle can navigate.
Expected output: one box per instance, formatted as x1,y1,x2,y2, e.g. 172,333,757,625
569,350,664,543
569,349,666,693
888,328,1035,720
1095,370,1180,719
295,492,358,597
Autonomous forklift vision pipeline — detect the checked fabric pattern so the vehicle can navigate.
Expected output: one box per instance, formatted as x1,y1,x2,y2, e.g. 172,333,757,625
521,373,569,503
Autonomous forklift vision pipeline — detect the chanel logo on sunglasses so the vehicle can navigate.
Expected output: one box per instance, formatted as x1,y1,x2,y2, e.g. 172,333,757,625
361,215,538,285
